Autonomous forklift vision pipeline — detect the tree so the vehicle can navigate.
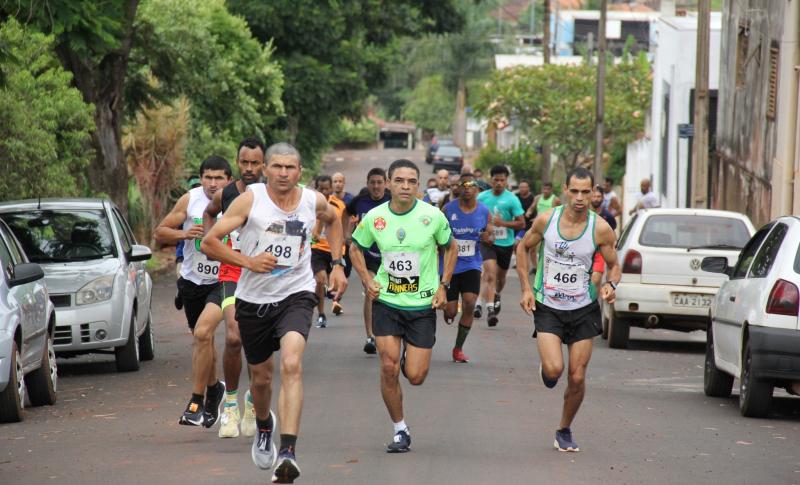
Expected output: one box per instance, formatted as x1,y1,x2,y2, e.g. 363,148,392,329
0,18,95,200
228,0,463,169
403,75,455,134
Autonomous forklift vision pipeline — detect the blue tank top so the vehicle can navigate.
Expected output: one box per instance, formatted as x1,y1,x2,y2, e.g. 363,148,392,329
443,200,489,274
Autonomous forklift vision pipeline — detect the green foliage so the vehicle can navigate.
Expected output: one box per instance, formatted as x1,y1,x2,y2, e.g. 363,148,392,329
504,141,540,186
475,143,505,171
404,75,454,133
333,118,379,147
0,18,95,200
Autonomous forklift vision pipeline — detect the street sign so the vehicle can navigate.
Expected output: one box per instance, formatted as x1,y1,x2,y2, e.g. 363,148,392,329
678,123,694,138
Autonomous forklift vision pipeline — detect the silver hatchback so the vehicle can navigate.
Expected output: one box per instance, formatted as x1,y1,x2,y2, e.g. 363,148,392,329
0,199,155,372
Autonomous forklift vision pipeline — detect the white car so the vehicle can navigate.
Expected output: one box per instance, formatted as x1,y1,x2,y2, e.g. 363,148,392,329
702,216,800,417
603,208,755,348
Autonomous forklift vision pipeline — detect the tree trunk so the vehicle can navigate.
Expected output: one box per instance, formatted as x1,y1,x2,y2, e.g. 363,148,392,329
453,78,467,148
55,0,139,216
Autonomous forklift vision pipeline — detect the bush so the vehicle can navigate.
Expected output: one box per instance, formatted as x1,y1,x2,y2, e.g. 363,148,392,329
333,118,379,147
475,143,504,171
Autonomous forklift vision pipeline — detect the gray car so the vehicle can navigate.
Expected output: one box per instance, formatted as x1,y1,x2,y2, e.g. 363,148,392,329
0,219,57,422
0,199,154,373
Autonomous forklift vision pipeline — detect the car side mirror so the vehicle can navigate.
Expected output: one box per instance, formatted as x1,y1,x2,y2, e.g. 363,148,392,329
9,262,45,287
701,256,730,277
129,244,152,262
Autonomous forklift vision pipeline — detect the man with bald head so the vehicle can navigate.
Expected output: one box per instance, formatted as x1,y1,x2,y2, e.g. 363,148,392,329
423,169,451,205
332,172,353,205
628,178,659,215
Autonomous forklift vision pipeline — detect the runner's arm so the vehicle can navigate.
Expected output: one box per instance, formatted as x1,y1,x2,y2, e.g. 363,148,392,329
440,237,457,284
553,196,562,207
596,219,621,303
315,192,343,260
481,211,494,244
200,191,257,269
154,193,193,246
202,188,224,235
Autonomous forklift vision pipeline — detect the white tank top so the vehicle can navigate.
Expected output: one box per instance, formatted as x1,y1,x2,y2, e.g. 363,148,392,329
534,206,597,310
235,184,317,304
180,186,219,285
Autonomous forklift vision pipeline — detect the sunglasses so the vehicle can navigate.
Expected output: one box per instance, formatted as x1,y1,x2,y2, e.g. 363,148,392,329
460,180,478,188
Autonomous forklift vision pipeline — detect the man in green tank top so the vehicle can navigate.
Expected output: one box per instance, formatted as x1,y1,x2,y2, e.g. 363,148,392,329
350,159,457,454
515,167,620,453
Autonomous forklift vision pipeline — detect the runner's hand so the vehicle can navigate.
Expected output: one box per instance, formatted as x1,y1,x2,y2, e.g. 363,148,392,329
493,214,504,226
431,285,447,309
328,266,348,300
184,224,204,240
520,289,536,315
365,278,382,300
481,230,494,244
601,283,616,304
247,253,277,273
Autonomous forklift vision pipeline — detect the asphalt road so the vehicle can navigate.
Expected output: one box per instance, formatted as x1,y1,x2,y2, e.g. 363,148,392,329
2,148,800,485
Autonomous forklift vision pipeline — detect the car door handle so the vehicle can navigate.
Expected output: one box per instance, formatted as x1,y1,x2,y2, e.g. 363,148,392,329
729,296,736,302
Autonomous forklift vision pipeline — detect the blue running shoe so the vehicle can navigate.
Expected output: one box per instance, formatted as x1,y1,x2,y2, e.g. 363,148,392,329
271,448,300,483
554,428,579,452
539,362,558,389
386,429,411,453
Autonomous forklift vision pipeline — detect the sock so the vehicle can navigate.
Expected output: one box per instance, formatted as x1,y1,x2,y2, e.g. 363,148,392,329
279,434,297,454
455,324,471,349
486,304,494,314
393,419,407,434
224,389,238,408
256,413,273,431
191,393,204,405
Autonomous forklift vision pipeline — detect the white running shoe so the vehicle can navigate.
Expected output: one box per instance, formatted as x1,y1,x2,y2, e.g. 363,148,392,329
218,405,241,438
252,410,278,470
241,390,257,437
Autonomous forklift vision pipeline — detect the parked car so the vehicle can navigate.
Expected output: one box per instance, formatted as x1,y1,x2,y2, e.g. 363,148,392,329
425,138,455,164
603,208,755,348
432,145,464,173
0,199,154,372
0,219,57,423
702,216,800,417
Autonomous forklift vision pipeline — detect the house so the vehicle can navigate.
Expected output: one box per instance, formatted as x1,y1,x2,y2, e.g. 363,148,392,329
712,0,800,227
553,9,662,57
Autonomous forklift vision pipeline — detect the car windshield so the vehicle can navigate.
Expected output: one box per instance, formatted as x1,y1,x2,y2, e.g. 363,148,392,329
639,215,751,249
437,146,462,156
2,209,117,262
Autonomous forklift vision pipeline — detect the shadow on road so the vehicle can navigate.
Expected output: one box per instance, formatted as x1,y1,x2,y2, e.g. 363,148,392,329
618,339,706,354
56,357,120,377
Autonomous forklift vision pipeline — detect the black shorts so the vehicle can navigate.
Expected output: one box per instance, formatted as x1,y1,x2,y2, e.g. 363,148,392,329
236,291,318,365
311,248,332,275
372,300,436,349
480,243,514,270
177,278,221,331
446,269,482,301
533,300,602,345
220,281,237,311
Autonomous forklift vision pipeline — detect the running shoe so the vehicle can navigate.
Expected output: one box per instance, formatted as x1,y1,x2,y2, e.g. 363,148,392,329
252,410,278,470
332,301,344,316
444,317,454,325
487,308,499,327
241,390,257,437
539,362,558,389
554,427,580,452
452,347,469,363
386,429,411,453
316,315,327,328
174,291,183,311
363,336,377,355
494,294,502,315
179,399,204,426
473,304,482,319
272,448,301,483
218,405,241,438
203,380,226,428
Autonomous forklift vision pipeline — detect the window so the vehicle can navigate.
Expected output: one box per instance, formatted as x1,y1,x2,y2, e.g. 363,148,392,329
749,223,787,278
767,41,779,120
732,224,773,279
638,215,752,249
0,231,14,281
617,214,638,249
111,210,132,254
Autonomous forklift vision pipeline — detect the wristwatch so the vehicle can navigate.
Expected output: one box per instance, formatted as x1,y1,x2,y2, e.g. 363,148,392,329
440,280,451,290
606,281,618,290
330,258,346,269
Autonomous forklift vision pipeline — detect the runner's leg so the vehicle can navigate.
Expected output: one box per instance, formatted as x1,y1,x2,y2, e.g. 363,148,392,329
560,339,593,429
363,270,376,338
537,332,565,383
249,357,275,423
191,303,224,396
314,269,327,317
403,343,433,386
223,304,242,391
481,260,498,309
376,335,404,422
277,331,307,437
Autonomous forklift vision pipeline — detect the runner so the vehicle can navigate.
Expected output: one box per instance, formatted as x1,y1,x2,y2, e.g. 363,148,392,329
516,167,620,453
311,174,348,327
331,172,354,205
442,173,492,363
202,142,347,483
154,156,232,428
345,168,391,355
350,159,456,453
174,176,202,310
202,137,265,439
474,165,525,326
589,185,617,296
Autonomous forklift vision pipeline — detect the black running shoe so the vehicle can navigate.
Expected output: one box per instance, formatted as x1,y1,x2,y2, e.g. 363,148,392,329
203,381,225,428
473,304,482,319
487,308,498,327
386,429,411,453
363,336,377,355
174,291,183,311
494,294,502,315
272,448,301,483
179,399,204,426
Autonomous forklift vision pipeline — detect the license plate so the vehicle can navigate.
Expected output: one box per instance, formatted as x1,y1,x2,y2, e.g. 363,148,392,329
443,157,453,162
671,293,713,308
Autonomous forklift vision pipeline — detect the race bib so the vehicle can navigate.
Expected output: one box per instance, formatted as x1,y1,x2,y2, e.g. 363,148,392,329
193,254,220,278
456,239,476,257
544,257,587,294
493,226,508,240
256,232,302,267
383,252,420,294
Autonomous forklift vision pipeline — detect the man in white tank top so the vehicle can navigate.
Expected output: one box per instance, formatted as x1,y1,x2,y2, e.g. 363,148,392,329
154,156,232,429
515,167,621,453
202,143,347,484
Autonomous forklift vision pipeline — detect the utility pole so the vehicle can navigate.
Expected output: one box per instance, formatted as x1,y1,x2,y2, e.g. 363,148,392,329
541,0,551,183
691,0,711,208
593,0,607,185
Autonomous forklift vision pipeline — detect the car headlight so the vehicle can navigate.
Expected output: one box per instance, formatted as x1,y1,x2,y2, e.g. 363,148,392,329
76,275,114,305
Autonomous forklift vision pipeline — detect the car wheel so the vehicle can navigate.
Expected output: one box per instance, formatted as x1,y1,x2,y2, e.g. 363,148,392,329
0,341,25,422
26,331,58,406
703,324,733,398
607,308,630,349
739,339,772,418
115,314,140,372
138,311,155,362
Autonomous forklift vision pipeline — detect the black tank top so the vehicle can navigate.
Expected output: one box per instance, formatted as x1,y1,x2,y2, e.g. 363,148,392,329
221,181,242,213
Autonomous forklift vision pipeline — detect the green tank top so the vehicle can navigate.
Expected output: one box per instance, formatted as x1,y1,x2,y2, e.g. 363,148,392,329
536,194,556,215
